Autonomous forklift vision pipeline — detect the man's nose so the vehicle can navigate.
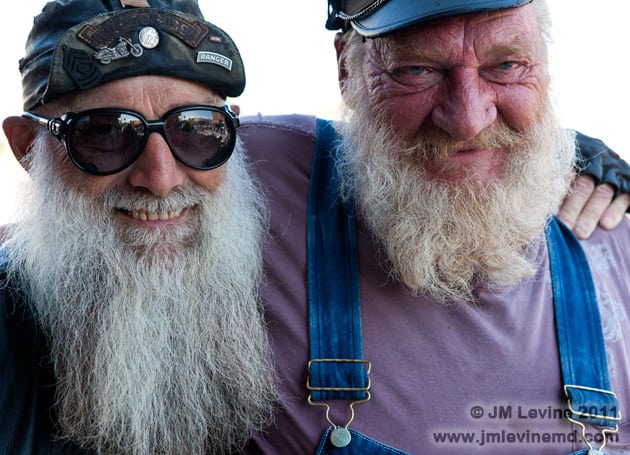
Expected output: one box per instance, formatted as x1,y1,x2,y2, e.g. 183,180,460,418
431,68,497,141
125,132,187,197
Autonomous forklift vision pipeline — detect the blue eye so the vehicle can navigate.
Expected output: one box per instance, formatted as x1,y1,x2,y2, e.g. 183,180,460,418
407,66,427,75
388,64,441,88
497,61,516,70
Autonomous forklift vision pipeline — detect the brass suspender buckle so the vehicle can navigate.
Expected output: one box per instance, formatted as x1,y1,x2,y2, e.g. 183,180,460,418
563,384,621,454
306,358,372,393
306,359,372,447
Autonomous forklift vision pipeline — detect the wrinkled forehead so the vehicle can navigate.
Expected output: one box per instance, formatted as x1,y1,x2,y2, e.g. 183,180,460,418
366,5,545,61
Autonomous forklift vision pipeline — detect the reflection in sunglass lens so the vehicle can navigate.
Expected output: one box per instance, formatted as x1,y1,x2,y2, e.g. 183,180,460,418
165,109,232,169
69,112,145,174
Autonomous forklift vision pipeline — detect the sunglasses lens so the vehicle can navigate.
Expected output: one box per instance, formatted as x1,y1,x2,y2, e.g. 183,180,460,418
63,107,235,175
164,108,235,169
68,112,145,174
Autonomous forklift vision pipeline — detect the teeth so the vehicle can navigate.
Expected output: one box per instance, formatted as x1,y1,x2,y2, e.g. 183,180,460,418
128,209,182,221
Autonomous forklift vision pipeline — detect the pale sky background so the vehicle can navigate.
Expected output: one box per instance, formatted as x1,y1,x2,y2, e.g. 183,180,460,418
0,1,628,224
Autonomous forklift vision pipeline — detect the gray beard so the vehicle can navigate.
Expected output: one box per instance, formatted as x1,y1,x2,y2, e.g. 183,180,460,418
6,138,277,454
336,96,576,303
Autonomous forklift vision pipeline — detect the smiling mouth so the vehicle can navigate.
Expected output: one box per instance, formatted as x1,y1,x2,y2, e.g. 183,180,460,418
124,209,183,221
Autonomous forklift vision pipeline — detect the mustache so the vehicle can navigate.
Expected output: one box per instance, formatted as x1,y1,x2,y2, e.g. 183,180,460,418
400,122,527,162
101,184,209,213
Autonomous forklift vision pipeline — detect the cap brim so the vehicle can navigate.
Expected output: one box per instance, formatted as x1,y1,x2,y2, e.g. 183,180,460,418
351,0,532,37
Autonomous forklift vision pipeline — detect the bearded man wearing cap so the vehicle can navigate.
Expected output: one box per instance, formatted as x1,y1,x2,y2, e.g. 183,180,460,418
0,1,279,454
238,0,630,453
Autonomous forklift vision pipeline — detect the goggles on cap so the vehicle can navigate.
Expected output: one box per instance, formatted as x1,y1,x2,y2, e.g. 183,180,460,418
326,0,533,37
326,0,390,30
24,105,240,176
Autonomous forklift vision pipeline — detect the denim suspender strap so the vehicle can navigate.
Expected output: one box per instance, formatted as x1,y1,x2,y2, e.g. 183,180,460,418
307,119,369,402
307,119,383,452
0,247,7,273
546,217,621,454
306,120,409,454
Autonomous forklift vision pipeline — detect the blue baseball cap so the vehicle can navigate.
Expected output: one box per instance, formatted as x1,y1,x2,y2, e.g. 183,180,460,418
326,0,534,37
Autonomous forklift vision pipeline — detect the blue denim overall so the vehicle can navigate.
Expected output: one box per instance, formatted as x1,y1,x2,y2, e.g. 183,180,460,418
306,119,620,455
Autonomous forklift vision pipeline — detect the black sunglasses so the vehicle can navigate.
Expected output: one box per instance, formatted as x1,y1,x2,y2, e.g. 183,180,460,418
23,105,240,176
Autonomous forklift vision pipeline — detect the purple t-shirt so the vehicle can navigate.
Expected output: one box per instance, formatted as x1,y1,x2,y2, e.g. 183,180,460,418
240,114,630,454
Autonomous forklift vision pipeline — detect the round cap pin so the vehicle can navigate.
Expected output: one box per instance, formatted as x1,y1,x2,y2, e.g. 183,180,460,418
138,26,159,48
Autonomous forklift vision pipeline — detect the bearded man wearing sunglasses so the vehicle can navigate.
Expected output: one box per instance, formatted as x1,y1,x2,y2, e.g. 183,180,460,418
0,1,278,454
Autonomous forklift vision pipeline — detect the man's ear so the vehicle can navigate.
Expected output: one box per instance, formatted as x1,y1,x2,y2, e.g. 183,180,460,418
334,32,349,96
2,116,37,170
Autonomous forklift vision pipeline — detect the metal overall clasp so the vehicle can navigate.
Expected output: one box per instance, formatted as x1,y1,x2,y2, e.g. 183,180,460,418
563,384,622,454
307,359,372,448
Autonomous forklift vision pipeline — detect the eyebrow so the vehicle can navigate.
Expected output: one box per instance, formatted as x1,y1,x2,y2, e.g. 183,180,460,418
482,37,537,59
383,34,537,64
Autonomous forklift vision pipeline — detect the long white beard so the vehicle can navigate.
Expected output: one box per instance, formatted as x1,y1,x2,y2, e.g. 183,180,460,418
6,137,277,454
337,86,576,303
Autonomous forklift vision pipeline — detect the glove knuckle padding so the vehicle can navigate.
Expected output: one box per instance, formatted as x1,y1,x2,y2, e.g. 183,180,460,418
575,130,630,196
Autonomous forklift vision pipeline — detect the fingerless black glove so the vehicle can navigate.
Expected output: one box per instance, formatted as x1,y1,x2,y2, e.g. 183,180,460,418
575,130,630,197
